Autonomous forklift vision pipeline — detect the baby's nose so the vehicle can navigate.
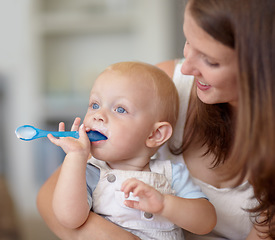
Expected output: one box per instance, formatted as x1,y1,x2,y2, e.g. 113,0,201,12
93,110,107,122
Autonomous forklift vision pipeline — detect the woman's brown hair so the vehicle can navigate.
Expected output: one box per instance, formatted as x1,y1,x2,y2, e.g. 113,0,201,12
233,0,275,237
175,0,275,237
173,0,237,165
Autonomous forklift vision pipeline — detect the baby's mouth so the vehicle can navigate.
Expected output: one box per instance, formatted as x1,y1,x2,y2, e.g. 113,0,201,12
91,128,108,139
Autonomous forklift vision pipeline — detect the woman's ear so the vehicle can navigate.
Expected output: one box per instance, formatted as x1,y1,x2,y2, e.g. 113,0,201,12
146,122,173,148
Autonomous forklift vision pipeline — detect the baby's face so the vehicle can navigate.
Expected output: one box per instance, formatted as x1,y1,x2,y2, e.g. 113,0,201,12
83,70,158,168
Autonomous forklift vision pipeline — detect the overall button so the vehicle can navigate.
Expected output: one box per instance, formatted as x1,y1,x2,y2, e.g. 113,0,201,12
107,174,116,183
144,212,153,219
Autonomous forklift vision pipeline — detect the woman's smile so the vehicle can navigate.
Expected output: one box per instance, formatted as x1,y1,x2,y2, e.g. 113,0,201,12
196,79,211,91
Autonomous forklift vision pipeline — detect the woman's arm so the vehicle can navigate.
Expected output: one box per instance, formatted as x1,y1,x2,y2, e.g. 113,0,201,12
37,167,140,240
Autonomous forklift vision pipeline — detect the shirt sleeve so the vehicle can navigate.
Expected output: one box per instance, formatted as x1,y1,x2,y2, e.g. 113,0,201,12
172,162,208,200
86,163,100,209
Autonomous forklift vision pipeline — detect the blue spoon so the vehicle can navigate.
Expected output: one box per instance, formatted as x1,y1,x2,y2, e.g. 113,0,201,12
15,125,107,142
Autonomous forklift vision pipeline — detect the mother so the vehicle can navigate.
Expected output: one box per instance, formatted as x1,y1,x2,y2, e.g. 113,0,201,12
37,0,275,239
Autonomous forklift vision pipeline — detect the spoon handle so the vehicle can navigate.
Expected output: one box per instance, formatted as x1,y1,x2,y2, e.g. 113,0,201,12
37,129,78,138
37,129,107,142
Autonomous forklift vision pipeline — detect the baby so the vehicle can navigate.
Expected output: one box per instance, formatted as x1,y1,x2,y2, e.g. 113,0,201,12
48,61,216,239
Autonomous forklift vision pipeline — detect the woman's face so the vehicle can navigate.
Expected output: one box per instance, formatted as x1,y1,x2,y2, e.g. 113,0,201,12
181,5,239,107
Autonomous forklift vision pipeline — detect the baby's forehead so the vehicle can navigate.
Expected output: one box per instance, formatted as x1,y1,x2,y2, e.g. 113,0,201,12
92,71,154,95
97,69,154,87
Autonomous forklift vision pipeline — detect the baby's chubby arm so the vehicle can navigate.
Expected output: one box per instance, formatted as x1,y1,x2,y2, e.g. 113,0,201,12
121,178,217,235
47,118,91,229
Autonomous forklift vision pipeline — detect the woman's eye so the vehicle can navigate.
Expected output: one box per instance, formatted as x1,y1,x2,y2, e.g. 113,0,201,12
202,54,219,67
92,103,100,109
205,60,219,67
115,107,127,114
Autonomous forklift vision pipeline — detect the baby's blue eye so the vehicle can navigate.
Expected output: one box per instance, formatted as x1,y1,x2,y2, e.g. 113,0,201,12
116,107,127,113
92,103,100,109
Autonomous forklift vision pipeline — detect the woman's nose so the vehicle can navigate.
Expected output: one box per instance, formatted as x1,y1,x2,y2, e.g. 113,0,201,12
181,60,200,76
181,44,200,76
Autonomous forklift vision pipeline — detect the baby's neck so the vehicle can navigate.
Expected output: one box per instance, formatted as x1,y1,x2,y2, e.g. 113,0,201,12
107,161,150,172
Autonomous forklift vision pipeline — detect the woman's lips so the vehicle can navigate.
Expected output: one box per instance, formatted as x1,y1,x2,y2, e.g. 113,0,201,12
196,79,211,91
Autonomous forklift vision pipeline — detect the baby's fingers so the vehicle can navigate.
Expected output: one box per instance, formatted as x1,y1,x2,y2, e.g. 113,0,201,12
47,134,60,146
121,178,143,197
124,200,140,210
71,117,81,131
78,124,89,143
121,178,135,192
58,122,65,132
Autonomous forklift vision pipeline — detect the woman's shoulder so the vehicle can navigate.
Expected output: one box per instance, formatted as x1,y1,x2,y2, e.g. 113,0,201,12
156,59,179,79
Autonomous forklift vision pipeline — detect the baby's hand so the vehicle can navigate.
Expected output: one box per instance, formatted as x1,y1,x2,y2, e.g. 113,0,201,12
47,117,90,158
121,178,165,214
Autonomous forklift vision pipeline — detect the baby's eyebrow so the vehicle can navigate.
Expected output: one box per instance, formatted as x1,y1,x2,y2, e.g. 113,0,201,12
89,92,99,100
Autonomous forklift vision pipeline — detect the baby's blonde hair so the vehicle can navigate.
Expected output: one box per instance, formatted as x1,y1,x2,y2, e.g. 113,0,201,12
104,61,179,128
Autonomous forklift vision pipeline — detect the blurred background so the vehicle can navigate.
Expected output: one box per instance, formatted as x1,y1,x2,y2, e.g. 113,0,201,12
0,0,186,239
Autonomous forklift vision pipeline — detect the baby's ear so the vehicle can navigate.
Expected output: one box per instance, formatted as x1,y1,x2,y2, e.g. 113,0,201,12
146,122,173,148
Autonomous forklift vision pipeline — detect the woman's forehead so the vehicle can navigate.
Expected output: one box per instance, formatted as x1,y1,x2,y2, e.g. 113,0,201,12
183,8,235,64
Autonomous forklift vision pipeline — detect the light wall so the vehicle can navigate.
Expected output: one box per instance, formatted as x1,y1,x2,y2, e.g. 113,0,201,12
0,0,185,239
